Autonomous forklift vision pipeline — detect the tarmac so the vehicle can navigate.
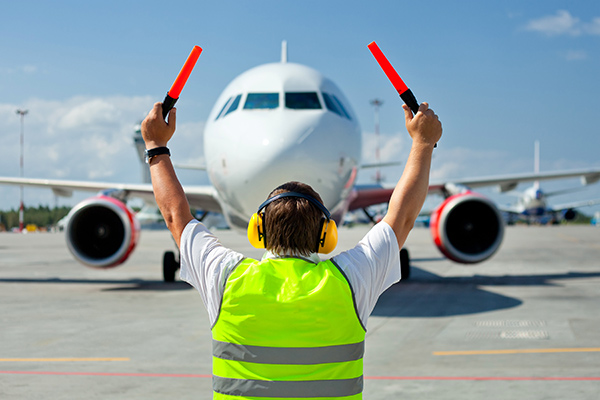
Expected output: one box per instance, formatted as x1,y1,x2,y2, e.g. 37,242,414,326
1,224,599,399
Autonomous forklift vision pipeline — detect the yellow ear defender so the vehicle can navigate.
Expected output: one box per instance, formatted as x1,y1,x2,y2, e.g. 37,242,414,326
247,192,338,254
247,212,266,249
317,218,338,254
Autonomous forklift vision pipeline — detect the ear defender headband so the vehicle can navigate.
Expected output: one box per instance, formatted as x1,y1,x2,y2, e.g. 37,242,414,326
247,192,338,254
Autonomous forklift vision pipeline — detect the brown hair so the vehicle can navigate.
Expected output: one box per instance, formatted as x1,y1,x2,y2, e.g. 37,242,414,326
263,181,324,256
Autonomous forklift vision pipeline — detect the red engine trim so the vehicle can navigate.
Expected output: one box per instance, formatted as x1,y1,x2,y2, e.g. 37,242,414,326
430,191,504,264
65,195,140,268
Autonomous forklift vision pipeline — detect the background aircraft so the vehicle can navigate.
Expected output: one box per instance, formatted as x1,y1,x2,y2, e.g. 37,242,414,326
2,45,600,281
500,142,600,224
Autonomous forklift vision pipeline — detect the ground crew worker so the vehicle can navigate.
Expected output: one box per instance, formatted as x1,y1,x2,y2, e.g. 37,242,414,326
141,100,442,399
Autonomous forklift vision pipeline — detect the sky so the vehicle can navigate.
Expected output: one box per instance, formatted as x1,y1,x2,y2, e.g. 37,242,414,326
1,0,599,217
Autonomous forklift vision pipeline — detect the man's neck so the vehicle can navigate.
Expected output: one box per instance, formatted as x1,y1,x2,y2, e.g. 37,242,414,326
262,250,321,264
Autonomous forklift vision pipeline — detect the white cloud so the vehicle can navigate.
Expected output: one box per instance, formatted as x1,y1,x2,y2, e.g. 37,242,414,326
359,134,534,185
58,98,118,130
584,17,600,35
564,50,587,61
524,10,600,37
0,95,209,209
430,147,532,181
22,65,37,74
0,65,39,74
361,130,406,165
524,10,581,36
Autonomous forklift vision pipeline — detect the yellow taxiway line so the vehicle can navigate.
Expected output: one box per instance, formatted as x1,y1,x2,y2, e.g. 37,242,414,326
434,348,600,356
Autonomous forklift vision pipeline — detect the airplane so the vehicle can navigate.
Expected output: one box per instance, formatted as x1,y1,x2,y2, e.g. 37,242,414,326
2,42,600,281
500,142,600,224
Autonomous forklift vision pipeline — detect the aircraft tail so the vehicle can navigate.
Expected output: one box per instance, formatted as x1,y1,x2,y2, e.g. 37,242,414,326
281,40,287,63
534,140,540,190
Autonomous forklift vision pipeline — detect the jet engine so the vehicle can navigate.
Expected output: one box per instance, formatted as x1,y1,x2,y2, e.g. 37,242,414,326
430,192,504,264
562,208,577,221
65,195,140,268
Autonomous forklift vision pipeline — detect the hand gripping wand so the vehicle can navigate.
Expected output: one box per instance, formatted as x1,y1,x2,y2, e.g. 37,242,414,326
162,45,203,119
367,41,436,147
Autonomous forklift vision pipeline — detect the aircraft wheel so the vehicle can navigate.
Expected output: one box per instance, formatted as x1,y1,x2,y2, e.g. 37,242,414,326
163,251,180,282
400,248,410,280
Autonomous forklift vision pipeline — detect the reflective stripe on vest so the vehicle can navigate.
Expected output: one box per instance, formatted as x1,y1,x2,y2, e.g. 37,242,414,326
213,340,364,364
213,375,363,398
212,257,365,399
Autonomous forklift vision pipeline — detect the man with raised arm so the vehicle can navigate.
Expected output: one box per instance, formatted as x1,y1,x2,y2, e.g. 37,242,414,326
141,101,442,399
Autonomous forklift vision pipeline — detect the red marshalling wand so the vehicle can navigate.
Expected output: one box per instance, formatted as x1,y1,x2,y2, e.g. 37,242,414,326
367,41,420,114
162,45,203,119
367,41,436,147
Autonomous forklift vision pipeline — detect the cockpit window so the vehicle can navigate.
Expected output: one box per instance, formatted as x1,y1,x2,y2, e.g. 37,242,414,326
244,93,279,109
215,97,232,120
332,94,351,120
223,94,242,117
285,92,321,109
322,92,343,117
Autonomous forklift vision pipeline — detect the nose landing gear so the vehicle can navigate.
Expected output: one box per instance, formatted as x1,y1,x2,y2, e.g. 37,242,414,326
400,248,410,280
163,251,180,282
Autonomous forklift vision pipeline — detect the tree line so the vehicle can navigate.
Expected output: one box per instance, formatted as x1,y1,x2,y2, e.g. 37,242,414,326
0,205,71,231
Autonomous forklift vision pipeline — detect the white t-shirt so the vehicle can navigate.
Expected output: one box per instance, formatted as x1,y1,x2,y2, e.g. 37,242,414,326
179,220,401,327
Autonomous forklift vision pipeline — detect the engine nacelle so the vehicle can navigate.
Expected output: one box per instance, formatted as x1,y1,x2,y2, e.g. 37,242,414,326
65,195,140,268
430,192,504,264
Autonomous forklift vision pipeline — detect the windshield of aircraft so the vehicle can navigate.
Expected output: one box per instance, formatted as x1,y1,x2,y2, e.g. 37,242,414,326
322,92,351,120
244,93,279,109
216,91,351,120
223,94,241,117
215,97,232,120
285,92,321,110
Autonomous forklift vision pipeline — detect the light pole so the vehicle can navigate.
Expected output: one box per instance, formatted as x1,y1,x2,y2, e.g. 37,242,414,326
369,99,383,184
16,109,28,232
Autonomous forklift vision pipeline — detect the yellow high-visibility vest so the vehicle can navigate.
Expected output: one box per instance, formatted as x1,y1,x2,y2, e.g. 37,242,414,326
212,257,366,399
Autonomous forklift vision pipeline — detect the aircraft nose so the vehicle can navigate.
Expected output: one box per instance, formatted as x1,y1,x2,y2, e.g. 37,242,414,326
215,112,358,220
535,190,543,200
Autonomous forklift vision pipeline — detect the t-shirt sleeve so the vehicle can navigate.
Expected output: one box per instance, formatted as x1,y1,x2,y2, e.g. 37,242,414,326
179,219,244,325
332,221,400,324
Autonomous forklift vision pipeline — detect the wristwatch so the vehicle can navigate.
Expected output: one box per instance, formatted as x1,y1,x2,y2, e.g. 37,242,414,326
145,146,170,164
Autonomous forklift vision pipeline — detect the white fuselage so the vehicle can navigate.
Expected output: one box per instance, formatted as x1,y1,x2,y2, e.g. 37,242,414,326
518,186,547,216
203,62,362,229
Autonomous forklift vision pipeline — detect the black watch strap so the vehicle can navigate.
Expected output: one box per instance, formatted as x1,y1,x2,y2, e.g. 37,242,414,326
145,146,170,164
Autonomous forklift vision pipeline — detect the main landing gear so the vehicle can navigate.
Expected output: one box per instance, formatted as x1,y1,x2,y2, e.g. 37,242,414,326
163,247,409,282
400,248,410,280
163,251,180,282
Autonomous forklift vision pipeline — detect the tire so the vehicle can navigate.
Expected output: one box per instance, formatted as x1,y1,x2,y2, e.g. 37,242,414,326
163,251,179,282
400,248,410,280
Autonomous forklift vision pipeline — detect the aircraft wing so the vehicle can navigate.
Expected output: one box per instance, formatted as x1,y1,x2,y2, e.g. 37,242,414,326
348,184,394,211
0,177,222,213
550,198,600,212
497,205,522,215
348,167,600,210
429,168,600,195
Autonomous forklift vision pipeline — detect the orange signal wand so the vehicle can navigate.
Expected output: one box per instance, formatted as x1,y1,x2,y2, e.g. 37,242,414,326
367,41,419,115
162,45,203,119
368,41,437,147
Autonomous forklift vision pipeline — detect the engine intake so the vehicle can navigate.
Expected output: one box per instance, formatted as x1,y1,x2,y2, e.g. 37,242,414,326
66,196,140,268
430,192,504,264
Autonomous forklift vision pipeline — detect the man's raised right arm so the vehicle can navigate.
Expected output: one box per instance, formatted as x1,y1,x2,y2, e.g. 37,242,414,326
141,102,194,248
382,102,442,249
